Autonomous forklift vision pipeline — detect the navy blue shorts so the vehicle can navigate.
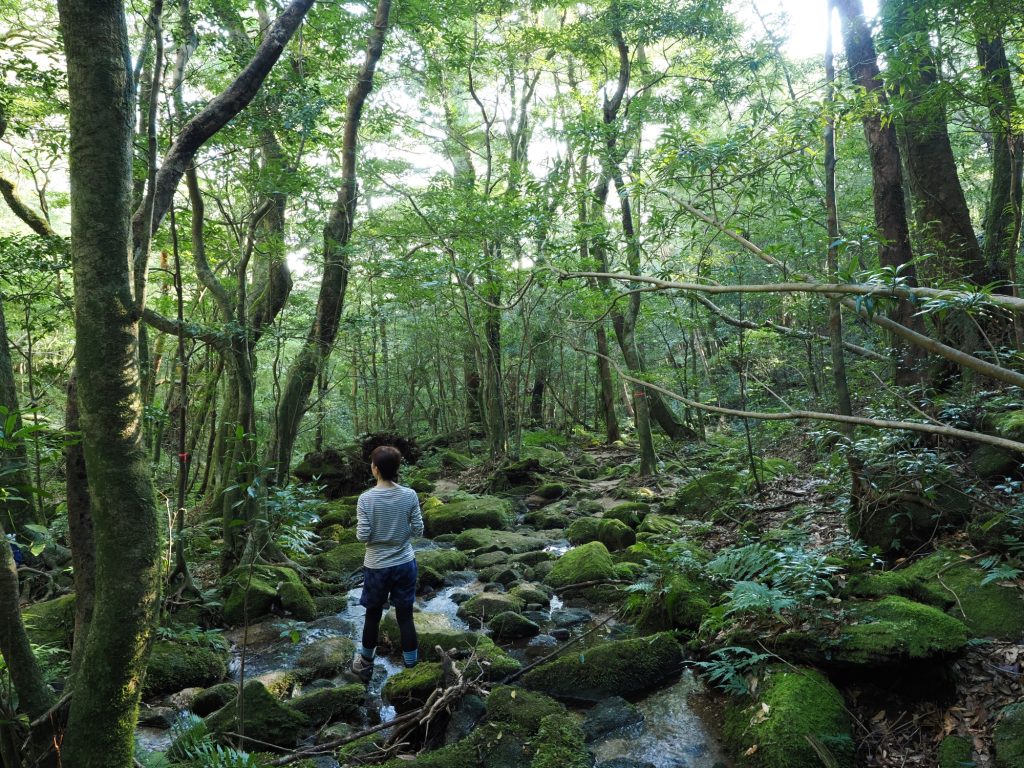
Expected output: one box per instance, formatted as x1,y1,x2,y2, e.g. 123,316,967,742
359,559,417,610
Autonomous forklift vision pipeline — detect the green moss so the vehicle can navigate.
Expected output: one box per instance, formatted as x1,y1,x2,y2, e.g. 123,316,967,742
457,592,524,623
312,542,366,575
318,500,357,528
603,502,651,528
487,611,540,640
664,469,742,516
382,662,443,713
452,528,546,553
423,496,512,536
222,565,316,625
440,450,473,470
287,683,363,725
377,723,522,768
380,612,520,679
22,593,76,650
535,482,569,500
510,583,550,606
521,632,682,702
417,547,469,574
614,562,645,581
835,596,968,665
319,524,358,544
531,713,590,768
296,636,356,681
144,639,228,698
543,541,616,589
205,681,308,749
846,552,1024,641
995,702,1024,768
937,735,973,768
633,574,711,634
566,517,636,551
616,542,657,565
485,686,566,732
635,514,682,538
521,446,569,469
724,666,853,768
190,682,237,717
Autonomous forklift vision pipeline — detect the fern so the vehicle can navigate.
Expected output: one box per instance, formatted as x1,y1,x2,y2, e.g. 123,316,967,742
693,646,770,695
723,581,796,616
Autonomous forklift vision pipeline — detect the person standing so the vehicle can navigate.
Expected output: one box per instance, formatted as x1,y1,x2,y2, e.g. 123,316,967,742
352,445,422,682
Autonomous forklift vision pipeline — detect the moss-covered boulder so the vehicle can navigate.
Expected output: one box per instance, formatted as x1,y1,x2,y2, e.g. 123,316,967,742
847,494,970,556
296,636,356,681
566,517,636,551
417,547,470,575
521,633,682,702
535,482,569,501
846,552,1024,641
663,469,742,517
382,662,443,713
833,596,968,666
379,611,520,679
633,574,711,633
510,583,550,607
144,639,229,698
531,713,590,768
206,681,308,748
485,685,566,732
22,593,76,650
521,446,570,470
222,565,316,625
487,611,540,641
190,682,237,717
603,502,651,529
423,496,512,537
453,528,546,554
473,550,511,569
969,410,1024,479
457,592,524,623
318,500,357,528
724,667,853,768
937,735,973,768
312,542,366,576
635,514,682,539
543,541,617,590
994,702,1024,768
287,684,363,725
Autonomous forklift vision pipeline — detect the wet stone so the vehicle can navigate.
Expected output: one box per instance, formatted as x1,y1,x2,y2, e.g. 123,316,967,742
597,760,657,768
551,608,592,629
444,692,486,745
523,610,549,625
448,590,474,605
138,707,177,729
551,628,571,641
583,696,645,742
443,570,477,587
526,634,559,658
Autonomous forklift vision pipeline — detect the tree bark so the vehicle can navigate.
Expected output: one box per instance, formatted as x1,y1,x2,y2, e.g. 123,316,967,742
268,0,393,483
835,0,925,383
57,2,161,765
65,371,95,683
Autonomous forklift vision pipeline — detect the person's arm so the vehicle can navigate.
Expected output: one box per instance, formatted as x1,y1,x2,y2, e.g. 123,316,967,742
409,492,424,539
356,495,372,543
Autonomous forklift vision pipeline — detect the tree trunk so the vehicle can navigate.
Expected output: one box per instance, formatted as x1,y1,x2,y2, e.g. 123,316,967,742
835,0,926,384
58,1,162,765
267,0,393,483
65,371,95,683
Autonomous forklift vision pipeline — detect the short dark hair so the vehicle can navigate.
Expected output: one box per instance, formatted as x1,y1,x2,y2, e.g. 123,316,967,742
370,445,402,481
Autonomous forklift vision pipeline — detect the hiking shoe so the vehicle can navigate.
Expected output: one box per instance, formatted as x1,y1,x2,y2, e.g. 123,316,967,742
351,653,374,683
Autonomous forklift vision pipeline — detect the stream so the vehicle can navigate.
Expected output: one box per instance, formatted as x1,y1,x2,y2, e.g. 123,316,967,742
137,539,729,767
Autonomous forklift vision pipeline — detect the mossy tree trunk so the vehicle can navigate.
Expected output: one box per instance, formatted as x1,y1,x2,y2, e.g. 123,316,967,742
57,2,162,765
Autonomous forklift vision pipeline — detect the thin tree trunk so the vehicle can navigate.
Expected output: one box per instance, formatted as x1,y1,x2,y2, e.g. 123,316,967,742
65,372,94,683
58,1,162,764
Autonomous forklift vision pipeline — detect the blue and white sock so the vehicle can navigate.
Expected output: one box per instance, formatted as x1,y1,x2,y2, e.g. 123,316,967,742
358,645,376,660
403,649,418,667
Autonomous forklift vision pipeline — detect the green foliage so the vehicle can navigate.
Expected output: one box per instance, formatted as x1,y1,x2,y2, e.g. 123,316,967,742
693,646,771,695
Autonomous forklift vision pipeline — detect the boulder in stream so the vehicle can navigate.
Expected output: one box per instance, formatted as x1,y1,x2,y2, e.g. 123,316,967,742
222,565,316,625
205,680,309,749
423,495,512,536
296,636,356,681
288,683,364,725
521,632,683,702
487,610,540,640
143,638,229,698
543,541,617,590
566,516,636,551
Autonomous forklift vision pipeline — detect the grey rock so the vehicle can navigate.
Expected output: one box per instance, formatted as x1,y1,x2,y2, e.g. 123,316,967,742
583,696,644,741
551,608,592,629
444,693,486,745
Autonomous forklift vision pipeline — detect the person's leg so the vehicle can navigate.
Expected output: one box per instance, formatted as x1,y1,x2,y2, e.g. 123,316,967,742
354,566,387,680
390,560,419,667
361,603,384,656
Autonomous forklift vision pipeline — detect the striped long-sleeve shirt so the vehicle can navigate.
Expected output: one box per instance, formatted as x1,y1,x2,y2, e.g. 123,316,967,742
355,484,423,568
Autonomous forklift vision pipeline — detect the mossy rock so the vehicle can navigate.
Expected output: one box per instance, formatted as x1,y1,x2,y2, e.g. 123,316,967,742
473,550,511,569
376,722,526,768
833,596,968,666
510,583,550,607
440,450,473,470
453,528,546,554
382,662,443,713
318,500,357,528
22,593,76,650
969,508,1023,554
616,542,658,565
663,469,743,516
190,682,238,717
937,735,973,768
380,612,520,679
521,632,682,702
531,713,591,768
535,482,569,500
457,592,525,623
510,550,553,567
423,496,512,537
312,542,366,576
614,562,645,581
994,702,1024,768
417,547,470,575
488,611,540,640
575,499,604,516
222,565,316,625
485,685,566,732
566,517,636,551
633,574,711,634
724,666,853,768
314,595,350,617
287,684,363,725
525,506,571,529
635,514,682,539
206,680,308,749
968,444,1018,479
319,524,358,544
521,446,569,469
296,636,356,681
144,639,229,698
846,552,1024,641
603,502,651,529
543,541,617,590
847,494,970,556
